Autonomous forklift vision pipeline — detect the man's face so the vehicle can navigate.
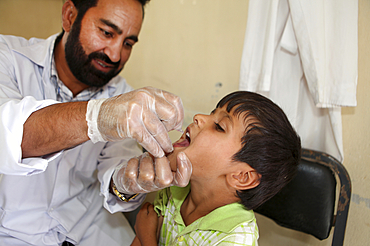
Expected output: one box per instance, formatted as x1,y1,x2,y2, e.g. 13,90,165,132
65,0,143,87
168,105,247,181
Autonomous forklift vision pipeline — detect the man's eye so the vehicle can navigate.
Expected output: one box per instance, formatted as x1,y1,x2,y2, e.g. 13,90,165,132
215,123,225,132
124,41,133,48
100,29,112,38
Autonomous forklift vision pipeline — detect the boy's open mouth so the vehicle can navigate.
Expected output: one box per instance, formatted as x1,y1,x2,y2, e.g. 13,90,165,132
173,127,191,148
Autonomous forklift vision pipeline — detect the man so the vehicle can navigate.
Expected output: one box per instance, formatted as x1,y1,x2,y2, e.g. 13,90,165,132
0,0,191,245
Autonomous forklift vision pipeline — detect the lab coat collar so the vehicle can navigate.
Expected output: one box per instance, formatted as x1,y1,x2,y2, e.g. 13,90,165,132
11,34,58,69
5,33,122,100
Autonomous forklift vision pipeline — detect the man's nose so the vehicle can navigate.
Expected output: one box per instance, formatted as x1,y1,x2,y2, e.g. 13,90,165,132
104,41,123,63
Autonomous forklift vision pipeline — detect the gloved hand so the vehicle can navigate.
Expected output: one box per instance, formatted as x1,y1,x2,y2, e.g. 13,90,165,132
112,151,192,194
86,87,184,157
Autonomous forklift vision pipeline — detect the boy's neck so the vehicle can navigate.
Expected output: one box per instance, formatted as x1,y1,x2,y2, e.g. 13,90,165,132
180,181,240,226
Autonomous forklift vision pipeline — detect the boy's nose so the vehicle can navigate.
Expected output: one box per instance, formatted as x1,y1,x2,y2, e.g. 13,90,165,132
193,114,207,127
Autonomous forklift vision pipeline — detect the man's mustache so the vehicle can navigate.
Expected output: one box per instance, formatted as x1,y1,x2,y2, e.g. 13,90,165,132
88,52,120,67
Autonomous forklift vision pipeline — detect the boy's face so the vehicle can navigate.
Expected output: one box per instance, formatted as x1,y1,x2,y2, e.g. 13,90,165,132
168,105,247,180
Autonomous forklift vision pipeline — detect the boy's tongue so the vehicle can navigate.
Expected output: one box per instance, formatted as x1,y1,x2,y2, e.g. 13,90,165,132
173,139,190,148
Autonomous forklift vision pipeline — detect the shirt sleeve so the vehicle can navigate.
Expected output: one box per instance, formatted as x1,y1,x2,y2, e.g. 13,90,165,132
97,139,146,213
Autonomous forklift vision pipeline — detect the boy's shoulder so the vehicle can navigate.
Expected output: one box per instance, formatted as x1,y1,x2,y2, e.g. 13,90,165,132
156,186,259,245
200,203,256,232
155,185,256,229
159,201,259,246
190,204,258,245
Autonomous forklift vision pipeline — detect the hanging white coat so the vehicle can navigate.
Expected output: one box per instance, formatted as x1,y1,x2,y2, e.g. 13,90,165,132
239,0,358,162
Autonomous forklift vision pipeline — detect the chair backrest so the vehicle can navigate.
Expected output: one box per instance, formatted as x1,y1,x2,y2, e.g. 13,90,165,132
254,148,351,246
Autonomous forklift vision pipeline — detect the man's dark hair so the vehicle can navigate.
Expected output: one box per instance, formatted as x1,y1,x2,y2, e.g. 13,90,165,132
217,91,301,210
70,0,150,20
57,0,150,39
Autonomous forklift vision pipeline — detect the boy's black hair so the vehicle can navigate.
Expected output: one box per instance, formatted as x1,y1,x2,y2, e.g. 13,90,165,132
217,91,301,210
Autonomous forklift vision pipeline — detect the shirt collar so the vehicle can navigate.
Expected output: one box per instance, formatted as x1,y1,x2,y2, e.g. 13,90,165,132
50,56,104,102
170,185,256,234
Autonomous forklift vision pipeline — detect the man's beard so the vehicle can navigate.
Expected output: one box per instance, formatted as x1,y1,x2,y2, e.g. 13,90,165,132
64,19,122,88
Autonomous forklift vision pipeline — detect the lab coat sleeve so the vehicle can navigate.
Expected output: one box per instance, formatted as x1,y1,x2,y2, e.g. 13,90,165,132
0,97,60,175
97,139,146,213
0,43,60,175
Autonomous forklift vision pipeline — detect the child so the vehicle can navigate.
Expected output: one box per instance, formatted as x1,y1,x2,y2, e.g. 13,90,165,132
131,91,301,246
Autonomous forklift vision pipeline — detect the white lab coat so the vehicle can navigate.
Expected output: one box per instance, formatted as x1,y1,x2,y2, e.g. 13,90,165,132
239,0,358,162
0,34,143,245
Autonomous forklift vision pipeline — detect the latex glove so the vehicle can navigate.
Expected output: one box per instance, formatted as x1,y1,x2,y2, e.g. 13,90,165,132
86,87,184,157
112,152,192,194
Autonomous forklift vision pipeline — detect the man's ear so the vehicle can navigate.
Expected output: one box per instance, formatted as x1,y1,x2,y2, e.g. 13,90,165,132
226,167,261,190
62,0,77,33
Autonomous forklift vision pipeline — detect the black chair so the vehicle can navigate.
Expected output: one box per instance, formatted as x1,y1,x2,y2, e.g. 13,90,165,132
254,148,351,246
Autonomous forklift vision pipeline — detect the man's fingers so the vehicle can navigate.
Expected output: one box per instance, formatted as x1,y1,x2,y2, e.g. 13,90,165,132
173,152,192,187
122,157,143,193
141,112,172,156
124,103,167,158
94,87,184,159
154,90,184,132
153,157,174,189
137,129,166,158
136,153,157,191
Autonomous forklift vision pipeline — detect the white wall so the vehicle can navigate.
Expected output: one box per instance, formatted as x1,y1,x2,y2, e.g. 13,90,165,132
122,0,249,139
1,0,369,245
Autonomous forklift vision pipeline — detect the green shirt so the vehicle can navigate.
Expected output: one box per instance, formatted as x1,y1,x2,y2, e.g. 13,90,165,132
154,185,259,246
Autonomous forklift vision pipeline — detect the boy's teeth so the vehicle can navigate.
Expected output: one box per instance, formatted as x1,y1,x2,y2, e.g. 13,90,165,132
186,132,190,138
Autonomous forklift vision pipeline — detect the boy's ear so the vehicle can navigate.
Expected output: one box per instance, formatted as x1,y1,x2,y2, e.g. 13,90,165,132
226,167,261,190
62,0,77,33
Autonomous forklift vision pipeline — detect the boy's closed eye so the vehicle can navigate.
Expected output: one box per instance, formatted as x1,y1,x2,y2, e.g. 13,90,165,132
214,123,225,132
